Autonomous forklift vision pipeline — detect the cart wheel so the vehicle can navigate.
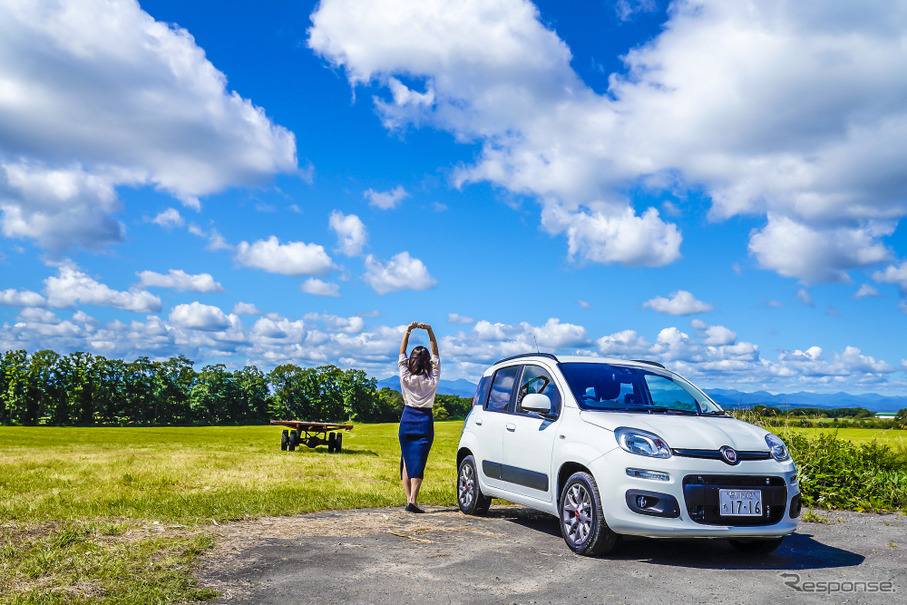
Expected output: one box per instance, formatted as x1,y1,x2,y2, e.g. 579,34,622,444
327,432,337,453
288,429,299,451
280,430,289,451
335,433,342,453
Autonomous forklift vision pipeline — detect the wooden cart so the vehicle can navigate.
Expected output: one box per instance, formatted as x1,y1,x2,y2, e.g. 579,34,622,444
270,420,353,453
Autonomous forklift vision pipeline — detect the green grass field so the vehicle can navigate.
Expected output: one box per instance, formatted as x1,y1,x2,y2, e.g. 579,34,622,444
1,422,903,603
0,422,462,604
787,426,907,449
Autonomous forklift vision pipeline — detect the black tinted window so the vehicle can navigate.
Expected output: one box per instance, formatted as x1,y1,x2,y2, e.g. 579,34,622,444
486,366,519,412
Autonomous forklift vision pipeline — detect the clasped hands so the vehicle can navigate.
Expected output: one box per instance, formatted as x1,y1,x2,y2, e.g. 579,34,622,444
406,321,431,332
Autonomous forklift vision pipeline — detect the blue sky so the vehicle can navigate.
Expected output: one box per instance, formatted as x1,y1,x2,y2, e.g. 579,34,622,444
1,0,906,394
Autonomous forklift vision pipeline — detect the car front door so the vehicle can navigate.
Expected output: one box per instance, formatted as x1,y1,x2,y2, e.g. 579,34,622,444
500,364,562,503
472,364,520,492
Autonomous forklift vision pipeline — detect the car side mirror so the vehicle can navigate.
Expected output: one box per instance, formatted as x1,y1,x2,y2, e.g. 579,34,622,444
521,393,551,414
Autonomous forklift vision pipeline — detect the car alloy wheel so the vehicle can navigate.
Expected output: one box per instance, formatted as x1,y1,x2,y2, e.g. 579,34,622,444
558,471,617,556
457,455,491,515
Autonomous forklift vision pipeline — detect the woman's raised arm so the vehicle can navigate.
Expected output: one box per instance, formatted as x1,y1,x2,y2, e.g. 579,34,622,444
400,321,419,355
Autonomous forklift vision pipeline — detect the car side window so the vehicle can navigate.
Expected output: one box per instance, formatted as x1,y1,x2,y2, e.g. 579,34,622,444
516,365,561,416
472,376,492,408
486,365,520,412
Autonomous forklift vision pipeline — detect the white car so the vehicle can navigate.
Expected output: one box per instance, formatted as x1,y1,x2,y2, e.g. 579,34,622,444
456,354,801,556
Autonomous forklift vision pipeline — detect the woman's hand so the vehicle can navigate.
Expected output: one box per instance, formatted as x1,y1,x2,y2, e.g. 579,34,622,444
407,321,419,332
417,322,430,330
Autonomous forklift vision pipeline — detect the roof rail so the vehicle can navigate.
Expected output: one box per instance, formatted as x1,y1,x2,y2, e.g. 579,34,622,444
632,359,666,369
496,352,560,364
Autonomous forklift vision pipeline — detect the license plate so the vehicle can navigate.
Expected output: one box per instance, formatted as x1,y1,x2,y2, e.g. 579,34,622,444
719,489,763,516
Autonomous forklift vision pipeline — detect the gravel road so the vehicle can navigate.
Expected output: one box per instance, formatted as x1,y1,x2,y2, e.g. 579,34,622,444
197,506,905,604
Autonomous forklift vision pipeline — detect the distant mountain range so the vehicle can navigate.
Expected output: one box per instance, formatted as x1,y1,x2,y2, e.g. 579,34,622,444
377,376,907,412
705,389,907,413
377,377,479,399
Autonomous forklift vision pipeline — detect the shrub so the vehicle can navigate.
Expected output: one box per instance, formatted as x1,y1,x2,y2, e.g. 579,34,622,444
779,429,907,511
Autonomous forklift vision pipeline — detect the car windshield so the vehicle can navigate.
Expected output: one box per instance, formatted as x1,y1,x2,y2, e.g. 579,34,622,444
558,363,724,415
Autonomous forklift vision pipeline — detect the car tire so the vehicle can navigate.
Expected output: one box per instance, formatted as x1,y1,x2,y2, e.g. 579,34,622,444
729,537,785,554
558,471,617,557
280,430,289,451
457,455,492,515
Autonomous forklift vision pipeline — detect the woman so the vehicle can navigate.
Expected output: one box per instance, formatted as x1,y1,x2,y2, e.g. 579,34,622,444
398,321,440,513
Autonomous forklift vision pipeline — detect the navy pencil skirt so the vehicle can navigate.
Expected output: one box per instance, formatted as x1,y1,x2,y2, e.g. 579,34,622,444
399,405,434,479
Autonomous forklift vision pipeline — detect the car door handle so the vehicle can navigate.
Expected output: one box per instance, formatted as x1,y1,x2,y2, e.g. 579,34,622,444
505,424,516,432
475,419,483,426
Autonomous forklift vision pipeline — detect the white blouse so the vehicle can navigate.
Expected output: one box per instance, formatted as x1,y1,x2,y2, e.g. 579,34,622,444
398,353,440,409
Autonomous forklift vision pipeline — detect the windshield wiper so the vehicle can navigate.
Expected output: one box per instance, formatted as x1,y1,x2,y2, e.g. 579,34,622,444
701,410,728,416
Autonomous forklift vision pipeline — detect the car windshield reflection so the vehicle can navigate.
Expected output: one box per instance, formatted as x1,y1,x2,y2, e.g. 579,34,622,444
558,362,724,415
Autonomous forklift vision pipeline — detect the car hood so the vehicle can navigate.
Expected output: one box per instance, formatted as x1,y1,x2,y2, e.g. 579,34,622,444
579,411,769,451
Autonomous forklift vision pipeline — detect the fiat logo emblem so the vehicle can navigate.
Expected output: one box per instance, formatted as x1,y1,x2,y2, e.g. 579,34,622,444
719,446,739,465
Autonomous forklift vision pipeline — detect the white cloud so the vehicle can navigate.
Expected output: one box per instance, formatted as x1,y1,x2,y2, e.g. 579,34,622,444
448,313,474,325
168,302,231,331
748,215,892,283
0,288,46,307
232,302,263,315
363,251,437,294
0,0,297,251
329,210,367,256
44,262,161,312
541,203,681,267
577,299,592,309
136,269,223,293
797,288,814,307
300,278,340,297
873,261,907,295
643,290,712,316
149,208,184,229
309,0,907,282
235,236,333,276
363,185,410,210
854,284,880,299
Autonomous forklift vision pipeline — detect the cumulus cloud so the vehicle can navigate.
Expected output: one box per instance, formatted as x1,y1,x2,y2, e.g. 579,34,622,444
300,278,340,297
329,210,367,256
235,236,333,276
44,262,160,312
0,288,46,307
168,302,232,331
309,0,907,281
232,302,263,315
364,185,410,210
854,284,880,299
0,0,297,252
448,313,474,325
136,269,224,293
149,208,185,229
363,251,437,294
643,290,712,316
873,260,907,295
748,215,892,283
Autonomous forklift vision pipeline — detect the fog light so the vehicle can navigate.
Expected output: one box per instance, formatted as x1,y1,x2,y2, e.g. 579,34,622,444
626,468,670,481
790,473,798,484
636,495,655,508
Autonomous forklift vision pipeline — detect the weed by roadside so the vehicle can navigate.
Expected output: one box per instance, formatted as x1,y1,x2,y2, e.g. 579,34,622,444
0,521,216,604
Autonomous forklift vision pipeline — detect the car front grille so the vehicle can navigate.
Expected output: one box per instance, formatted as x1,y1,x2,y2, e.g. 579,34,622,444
682,475,787,526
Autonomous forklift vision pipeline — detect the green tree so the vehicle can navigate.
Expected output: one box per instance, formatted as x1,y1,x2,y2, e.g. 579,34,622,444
234,365,270,423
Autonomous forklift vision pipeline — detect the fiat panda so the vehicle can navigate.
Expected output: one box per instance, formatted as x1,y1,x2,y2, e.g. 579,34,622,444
456,354,800,556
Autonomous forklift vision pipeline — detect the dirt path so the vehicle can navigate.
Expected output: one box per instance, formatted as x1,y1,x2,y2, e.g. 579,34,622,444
196,507,906,604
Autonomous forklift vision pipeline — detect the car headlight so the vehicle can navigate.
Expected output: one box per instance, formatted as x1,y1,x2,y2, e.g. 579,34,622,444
765,433,790,461
615,427,672,459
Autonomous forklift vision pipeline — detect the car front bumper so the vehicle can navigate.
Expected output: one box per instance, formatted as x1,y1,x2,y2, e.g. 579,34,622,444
590,449,800,538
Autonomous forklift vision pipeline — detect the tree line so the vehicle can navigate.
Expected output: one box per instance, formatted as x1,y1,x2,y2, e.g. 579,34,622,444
0,349,473,426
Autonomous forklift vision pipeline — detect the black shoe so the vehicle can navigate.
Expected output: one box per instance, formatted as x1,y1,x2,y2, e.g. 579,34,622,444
405,503,424,513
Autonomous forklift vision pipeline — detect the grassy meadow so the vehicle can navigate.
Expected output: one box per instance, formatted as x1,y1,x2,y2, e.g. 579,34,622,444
0,422,462,604
1,421,904,603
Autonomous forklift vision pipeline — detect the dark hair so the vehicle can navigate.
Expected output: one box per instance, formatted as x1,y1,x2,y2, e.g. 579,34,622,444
408,346,431,377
